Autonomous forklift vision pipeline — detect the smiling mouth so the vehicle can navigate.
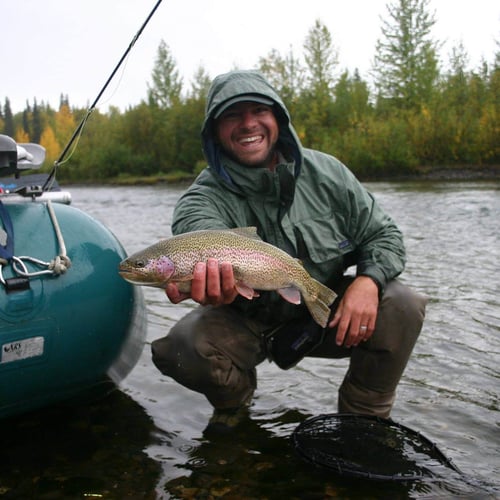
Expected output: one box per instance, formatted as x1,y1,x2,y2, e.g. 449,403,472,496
238,135,263,145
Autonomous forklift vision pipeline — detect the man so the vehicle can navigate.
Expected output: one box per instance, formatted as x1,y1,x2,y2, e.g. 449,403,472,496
151,69,427,431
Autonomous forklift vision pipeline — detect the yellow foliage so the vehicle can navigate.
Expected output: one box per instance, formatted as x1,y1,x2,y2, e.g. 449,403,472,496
296,125,306,142
420,105,431,120
54,104,76,145
15,127,30,143
40,125,60,164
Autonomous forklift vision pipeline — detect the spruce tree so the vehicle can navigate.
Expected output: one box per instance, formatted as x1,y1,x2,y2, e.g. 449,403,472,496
372,0,440,110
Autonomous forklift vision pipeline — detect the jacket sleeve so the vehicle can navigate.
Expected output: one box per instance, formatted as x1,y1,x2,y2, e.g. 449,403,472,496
171,169,239,234
342,168,406,293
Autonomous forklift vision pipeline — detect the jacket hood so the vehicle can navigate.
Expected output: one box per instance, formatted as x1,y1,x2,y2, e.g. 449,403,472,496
201,70,303,185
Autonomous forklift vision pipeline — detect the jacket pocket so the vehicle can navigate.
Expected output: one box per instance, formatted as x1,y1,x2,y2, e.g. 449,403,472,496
294,218,353,262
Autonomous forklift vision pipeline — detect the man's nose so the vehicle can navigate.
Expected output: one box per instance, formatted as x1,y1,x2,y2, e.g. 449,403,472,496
240,110,258,127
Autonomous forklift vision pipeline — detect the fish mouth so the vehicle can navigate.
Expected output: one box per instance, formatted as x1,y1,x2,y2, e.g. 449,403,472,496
118,269,157,286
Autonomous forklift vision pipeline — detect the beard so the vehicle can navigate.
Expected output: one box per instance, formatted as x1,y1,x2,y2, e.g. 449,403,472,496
223,144,279,170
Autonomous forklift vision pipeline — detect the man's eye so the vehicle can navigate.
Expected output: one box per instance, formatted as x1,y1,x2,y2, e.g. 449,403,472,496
255,105,272,114
220,111,239,120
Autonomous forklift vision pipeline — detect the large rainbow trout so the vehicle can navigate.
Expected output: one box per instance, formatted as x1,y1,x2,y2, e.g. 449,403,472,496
119,227,337,327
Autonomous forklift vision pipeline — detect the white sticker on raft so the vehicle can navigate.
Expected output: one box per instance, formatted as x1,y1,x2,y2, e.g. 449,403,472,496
1,336,44,363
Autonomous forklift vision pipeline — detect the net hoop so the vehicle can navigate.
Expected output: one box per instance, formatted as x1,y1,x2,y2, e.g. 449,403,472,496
292,413,462,481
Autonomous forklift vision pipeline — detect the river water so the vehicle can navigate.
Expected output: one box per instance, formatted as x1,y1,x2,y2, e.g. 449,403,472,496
2,181,499,499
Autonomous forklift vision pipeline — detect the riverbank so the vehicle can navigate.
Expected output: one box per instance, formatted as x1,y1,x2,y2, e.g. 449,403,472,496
58,164,500,187
365,164,500,182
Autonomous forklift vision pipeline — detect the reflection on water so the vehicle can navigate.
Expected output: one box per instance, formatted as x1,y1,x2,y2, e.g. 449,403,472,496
1,182,498,499
0,390,161,498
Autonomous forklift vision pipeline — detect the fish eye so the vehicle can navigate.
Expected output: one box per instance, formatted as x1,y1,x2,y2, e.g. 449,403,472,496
134,259,146,268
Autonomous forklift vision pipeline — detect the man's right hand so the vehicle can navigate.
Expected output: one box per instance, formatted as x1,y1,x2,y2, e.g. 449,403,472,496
165,258,239,306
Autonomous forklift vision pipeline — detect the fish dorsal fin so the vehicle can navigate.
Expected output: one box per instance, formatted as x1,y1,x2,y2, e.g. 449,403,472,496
228,227,262,241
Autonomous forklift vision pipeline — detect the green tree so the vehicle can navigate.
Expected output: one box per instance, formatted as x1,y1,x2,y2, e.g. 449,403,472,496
484,63,500,162
22,101,32,140
188,65,211,100
331,69,372,132
409,42,471,164
258,47,305,107
59,94,70,108
147,40,183,108
183,66,211,173
372,0,440,110
117,103,158,176
32,99,43,144
299,19,339,150
303,19,338,95
2,98,14,137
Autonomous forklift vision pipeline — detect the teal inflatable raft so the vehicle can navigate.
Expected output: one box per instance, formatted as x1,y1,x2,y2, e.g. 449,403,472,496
0,135,146,418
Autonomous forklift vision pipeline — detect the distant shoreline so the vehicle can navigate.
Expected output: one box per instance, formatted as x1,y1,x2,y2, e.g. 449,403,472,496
360,165,500,183
58,164,500,187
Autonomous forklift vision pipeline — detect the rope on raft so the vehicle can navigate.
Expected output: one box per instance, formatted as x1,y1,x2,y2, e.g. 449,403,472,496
0,200,71,285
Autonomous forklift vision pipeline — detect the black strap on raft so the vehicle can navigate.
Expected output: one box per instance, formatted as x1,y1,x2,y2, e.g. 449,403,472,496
42,0,163,192
0,200,29,292
0,200,14,262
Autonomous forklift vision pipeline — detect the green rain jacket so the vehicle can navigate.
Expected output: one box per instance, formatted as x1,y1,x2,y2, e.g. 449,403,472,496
172,70,406,323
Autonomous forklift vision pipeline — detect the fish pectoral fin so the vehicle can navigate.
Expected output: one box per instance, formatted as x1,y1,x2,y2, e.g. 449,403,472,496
277,287,302,305
235,282,259,300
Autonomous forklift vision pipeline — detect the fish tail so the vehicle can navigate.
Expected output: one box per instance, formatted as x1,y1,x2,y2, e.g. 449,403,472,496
304,280,337,328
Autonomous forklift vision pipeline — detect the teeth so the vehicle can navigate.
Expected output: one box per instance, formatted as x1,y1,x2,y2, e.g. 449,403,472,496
240,136,260,143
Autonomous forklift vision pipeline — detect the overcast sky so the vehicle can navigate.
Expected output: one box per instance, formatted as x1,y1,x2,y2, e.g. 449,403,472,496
2,0,499,113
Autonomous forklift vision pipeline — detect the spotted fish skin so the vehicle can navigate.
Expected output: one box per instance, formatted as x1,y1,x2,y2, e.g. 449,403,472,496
119,227,337,327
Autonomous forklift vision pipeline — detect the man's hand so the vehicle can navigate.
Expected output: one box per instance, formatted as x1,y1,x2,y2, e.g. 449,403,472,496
329,276,379,347
165,258,239,306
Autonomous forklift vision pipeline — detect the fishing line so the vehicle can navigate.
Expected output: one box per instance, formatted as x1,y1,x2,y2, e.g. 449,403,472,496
50,111,92,171
42,0,163,191
52,56,132,170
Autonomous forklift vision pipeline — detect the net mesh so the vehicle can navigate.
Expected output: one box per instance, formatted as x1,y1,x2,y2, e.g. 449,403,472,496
292,413,461,481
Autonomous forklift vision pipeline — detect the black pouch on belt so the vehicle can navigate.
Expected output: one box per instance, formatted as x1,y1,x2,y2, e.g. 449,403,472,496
264,317,326,370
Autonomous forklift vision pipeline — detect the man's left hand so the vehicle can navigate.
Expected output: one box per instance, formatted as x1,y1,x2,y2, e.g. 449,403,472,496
329,276,379,347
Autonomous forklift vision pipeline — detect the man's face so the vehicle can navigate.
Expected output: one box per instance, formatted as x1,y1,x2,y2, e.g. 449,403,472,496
214,101,279,169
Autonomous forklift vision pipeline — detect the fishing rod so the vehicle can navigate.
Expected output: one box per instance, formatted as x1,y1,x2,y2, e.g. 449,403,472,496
42,0,163,191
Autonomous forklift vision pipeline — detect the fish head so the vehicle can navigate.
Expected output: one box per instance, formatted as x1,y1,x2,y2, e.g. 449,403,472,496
118,254,175,287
